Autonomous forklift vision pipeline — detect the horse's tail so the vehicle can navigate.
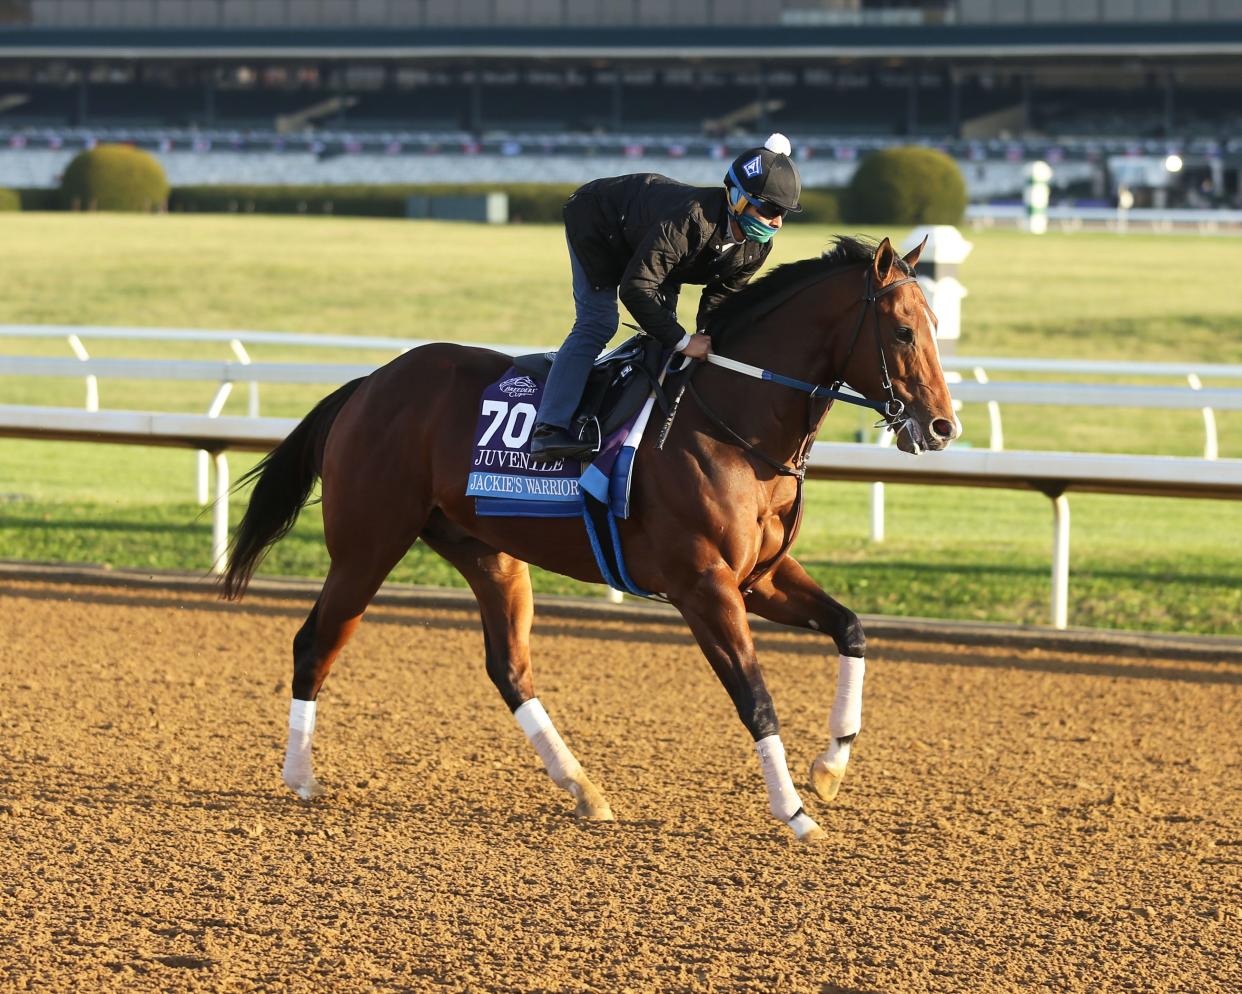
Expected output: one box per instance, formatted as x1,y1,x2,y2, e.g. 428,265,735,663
220,377,366,601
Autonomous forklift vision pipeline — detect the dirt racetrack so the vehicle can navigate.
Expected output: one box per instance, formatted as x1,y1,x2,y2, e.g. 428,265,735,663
0,571,1238,994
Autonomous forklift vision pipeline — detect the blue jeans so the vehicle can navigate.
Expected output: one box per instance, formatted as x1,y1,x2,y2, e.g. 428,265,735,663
536,236,620,429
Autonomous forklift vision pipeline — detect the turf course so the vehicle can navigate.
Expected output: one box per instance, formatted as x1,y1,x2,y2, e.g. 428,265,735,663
2,213,1240,634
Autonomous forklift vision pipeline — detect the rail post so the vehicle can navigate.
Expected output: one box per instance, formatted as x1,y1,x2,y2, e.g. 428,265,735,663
1050,490,1071,629
197,381,234,505
211,450,230,575
230,338,259,416
973,366,1004,450
1187,373,1218,460
66,334,99,412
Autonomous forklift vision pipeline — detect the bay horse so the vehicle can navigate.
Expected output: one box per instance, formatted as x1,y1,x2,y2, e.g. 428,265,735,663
222,235,959,842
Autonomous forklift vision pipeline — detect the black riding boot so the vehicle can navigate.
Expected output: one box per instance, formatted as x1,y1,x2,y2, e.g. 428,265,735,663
529,423,593,463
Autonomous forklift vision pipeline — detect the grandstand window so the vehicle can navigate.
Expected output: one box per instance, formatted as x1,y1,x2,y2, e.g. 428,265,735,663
495,0,565,25
710,0,769,26
397,69,432,87
636,0,677,25
526,69,567,86
667,0,709,23
0,0,31,25
343,66,384,90
245,0,285,26
622,70,657,86
426,0,488,26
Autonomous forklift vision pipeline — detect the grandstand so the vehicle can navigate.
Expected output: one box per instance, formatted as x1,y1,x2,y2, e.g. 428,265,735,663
2,1,1240,203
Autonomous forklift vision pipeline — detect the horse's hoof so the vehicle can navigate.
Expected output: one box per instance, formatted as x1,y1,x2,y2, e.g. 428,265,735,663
286,777,324,801
810,752,848,803
575,797,615,821
569,780,614,821
789,811,827,842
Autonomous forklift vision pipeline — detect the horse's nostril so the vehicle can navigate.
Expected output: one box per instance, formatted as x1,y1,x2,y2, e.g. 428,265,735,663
930,418,954,440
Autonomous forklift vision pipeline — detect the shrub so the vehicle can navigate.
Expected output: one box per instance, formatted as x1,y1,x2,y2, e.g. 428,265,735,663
169,182,844,227
16,188,60,211
0,188,19,211
797,188,841,225
59,144,170,212
841,146,967,226
169,183,580,223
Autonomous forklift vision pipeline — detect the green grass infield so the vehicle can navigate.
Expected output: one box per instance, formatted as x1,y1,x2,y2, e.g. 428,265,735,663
2,214,1240,634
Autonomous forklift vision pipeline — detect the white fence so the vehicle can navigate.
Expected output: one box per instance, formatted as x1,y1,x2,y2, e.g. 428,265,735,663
966,204,1242,235
5,324,1242,628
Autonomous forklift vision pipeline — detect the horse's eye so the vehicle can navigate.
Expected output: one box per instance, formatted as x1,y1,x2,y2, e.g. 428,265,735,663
895,326,915,345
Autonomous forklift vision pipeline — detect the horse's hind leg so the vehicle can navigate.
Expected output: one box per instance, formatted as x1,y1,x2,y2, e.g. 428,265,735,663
283,532,418,799
421,525,613,820
744,555,867,804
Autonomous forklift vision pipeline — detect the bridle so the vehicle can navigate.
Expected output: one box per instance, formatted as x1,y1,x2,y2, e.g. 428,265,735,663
678,262,923,594
685,264,923,480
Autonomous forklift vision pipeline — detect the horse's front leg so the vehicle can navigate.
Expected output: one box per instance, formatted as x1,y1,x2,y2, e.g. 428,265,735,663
672,565,825,842
744,555,866,805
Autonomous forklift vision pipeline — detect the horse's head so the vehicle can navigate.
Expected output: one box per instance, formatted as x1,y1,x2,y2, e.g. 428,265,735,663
842,237,960,454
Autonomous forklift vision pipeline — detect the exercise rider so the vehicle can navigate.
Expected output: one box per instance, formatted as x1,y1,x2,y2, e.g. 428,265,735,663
529,133,804,462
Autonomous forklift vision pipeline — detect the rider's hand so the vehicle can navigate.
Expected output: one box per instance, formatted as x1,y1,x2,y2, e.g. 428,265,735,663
681,334,713,362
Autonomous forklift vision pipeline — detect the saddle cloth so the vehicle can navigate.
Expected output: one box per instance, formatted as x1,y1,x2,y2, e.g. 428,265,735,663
465,360,660,519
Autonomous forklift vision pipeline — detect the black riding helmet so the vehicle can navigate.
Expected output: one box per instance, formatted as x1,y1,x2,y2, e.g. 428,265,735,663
725,133,803,215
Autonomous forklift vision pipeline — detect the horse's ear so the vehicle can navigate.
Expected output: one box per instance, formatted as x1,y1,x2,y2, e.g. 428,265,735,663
873,237,896,281
902,235,927,271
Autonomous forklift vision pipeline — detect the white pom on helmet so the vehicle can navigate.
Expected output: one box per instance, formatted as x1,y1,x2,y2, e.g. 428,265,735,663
764,133,792,156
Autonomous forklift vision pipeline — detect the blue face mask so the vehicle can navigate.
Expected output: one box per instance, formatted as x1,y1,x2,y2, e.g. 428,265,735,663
736,211,778,244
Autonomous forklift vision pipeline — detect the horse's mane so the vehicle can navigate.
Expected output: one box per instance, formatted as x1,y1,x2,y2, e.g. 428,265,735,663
708,235,910,343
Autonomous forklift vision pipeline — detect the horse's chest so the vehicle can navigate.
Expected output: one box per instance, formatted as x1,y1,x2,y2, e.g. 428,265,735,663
752,483,799,556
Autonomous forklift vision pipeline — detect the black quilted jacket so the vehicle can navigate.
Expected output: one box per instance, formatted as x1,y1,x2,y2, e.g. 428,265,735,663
562,173,773,348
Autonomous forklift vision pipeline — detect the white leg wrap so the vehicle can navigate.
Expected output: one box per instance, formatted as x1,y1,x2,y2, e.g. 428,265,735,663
755,735,807,824
283,698,317,797
829,655,865,739
514,698,582,790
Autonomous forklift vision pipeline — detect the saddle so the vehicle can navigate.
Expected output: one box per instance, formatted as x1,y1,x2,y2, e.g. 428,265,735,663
513,333,679,448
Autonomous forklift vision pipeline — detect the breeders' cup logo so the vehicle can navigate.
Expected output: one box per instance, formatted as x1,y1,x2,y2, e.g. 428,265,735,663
498,375,539,398
742,154,764,179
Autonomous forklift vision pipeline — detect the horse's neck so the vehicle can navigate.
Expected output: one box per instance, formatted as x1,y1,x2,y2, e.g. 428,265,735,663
704,281,857,459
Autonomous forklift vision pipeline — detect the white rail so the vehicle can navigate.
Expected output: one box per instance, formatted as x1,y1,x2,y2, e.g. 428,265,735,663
965,204,1242,233
803,441,1242,631
6,324,1242,626
3,404,1239,629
